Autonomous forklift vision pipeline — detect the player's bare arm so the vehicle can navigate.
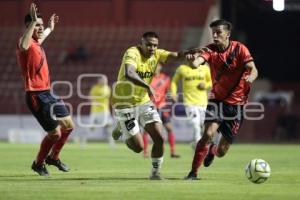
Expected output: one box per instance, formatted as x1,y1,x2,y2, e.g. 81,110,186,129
39,14,59,44
165,48,201,63
244,61,258,83
124,64,155,97
190,47,212,67
19,3,38,51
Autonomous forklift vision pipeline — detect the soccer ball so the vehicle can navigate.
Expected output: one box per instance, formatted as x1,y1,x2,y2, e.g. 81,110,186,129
245,159,271,184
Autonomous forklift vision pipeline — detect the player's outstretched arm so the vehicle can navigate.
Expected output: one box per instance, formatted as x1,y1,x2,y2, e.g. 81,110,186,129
19,3,38,51
244,61,258,83
124,64,155,98
39,14,59,44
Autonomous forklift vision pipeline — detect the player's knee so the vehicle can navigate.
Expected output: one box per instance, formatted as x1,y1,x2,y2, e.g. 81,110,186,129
60,118,75,130
201,133,212,143
153,135,164,146
65,119,75,129
133,146,143,153
47,131,61,141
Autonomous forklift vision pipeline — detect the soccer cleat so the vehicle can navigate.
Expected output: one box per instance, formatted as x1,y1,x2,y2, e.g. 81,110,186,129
31,161,50,176
112,126,122,140
170,153,181,158
203,144,216,167
149,171,163,180
184,171,199,180
45,156,69,172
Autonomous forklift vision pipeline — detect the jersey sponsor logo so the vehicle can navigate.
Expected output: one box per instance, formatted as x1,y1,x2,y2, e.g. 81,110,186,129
184,76,204,81
137,71,154,79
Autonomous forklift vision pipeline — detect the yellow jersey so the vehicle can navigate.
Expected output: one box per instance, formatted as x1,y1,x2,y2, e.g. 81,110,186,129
171,64,212,106
112,46,170,108
90,84,111,113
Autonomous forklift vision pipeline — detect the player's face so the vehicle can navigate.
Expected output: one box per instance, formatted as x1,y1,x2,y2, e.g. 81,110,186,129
32,18,44,40
211,25,230,47
141,37,159,57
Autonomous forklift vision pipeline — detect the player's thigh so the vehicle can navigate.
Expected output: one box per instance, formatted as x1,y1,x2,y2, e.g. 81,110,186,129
26,92,59,132
139,103,163,142
57,115,74,130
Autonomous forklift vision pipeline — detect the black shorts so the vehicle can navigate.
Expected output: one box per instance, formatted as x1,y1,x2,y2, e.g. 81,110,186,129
205,99,244,144
157,107,171,124
26,90,70,132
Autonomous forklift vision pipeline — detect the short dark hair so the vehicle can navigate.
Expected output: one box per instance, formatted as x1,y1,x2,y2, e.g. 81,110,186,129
142,31,159,39
209,19,232,32
24,13,42,25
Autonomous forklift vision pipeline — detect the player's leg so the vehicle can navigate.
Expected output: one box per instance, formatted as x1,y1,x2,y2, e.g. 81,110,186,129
164,121,180,158
46,115,74,172
185,100,221,180
204,103,243,167
26,92,62,176
112,122,122,140
81,113,96,148
32,126,62,176
47,98,74,172
185,121,219,179
160,108,179,158
185,105,201,149
144,121,164,180
125,133,144,153
114,107,144,153
103,113,116,148
139,103,165,179
143,132,150,158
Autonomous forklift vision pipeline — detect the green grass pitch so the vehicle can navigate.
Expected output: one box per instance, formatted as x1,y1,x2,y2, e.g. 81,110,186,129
0,142,299,200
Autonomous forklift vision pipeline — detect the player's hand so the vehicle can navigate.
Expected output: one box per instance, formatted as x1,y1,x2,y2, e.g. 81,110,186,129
185,53,197,62
244,75,255,83
30,3,38,23
197,83,206,90
48,14,59,31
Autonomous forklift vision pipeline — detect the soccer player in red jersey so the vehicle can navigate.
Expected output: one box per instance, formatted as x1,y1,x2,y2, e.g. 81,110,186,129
185,19,258,180
16,3,74,176
143,63,180,158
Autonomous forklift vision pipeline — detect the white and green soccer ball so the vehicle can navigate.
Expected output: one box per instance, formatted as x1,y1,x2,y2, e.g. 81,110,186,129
245,159,271,184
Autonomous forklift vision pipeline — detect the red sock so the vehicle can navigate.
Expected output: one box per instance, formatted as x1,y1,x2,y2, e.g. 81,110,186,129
143,133,149,156
36,135,59,165
50,129,72,160
191,139,209,175
168,131,175,155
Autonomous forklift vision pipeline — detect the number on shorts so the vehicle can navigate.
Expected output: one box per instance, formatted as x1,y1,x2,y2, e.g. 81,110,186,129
125,118,135,131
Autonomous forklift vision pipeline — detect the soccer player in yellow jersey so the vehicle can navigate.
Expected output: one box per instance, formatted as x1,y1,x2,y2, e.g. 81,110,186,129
82,76,115,148
111,31,194,180
171,61,212,148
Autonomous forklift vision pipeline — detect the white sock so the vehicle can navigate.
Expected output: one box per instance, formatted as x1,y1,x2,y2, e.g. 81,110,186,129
151,157,163,173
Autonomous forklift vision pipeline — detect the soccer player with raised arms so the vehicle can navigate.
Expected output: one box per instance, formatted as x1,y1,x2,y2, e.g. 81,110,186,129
184,19,258,180
16,3,74,176
111,31,193,179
